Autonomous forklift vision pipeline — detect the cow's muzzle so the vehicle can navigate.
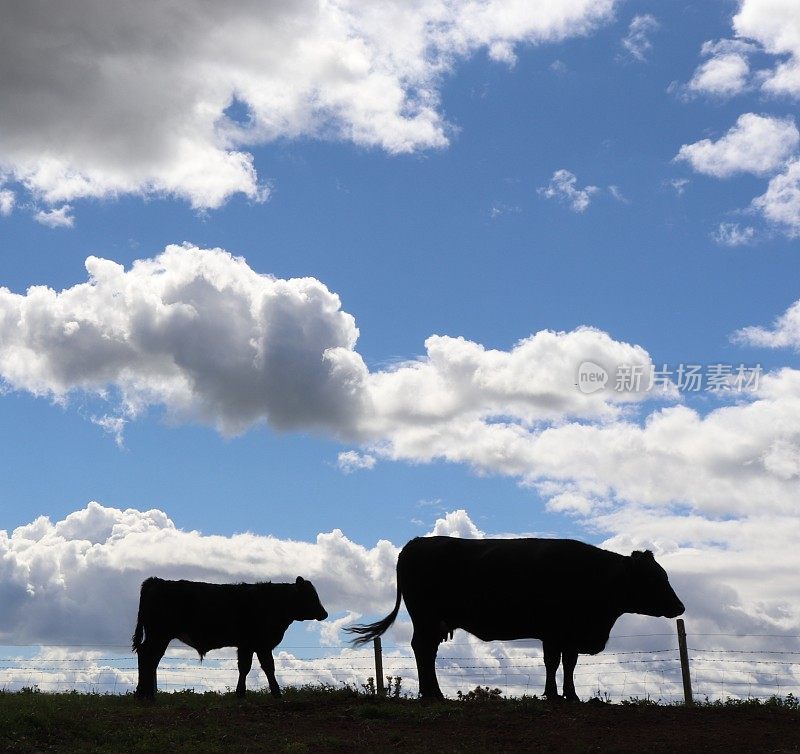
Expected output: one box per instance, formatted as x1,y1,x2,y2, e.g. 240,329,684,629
318,609,328,621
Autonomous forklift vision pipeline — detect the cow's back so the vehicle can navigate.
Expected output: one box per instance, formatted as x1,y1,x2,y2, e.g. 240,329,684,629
139,579,270,651
397,536,624,644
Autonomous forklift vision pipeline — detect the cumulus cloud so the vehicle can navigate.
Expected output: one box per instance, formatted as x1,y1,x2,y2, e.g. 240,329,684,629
621,14,658,62
734,297,800,350
734,0,800,97
377,367,800,520
676,113,800,235
1,502,798,700
678,2,800,238
675,114,799,178
0,0,618,212
752,158,800,236
538,169,599,212
428,509,485,538
33,205,74,229
0,501,399,647
687,42,753,97
3,244,798,534
0,245,656,442
0,244,369,436
6,243,799,526
3,248,800,656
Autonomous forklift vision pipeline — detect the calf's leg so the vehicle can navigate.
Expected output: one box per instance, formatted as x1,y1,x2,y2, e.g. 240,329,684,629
236,647,253,698
542,642,561,700
561,648,579,702
256,648,282,698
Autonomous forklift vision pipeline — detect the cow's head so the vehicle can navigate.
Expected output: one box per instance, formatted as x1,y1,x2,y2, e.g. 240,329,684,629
293,576,328,621
625,550,685,619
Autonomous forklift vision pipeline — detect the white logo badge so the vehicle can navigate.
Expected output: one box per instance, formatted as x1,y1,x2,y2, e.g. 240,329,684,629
577,361,608,394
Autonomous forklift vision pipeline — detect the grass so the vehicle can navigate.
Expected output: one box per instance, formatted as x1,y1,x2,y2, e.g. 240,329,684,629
0,685,798,752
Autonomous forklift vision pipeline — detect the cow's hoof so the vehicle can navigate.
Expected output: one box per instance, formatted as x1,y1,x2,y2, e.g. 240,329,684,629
270,690,282,699
563,694,580,703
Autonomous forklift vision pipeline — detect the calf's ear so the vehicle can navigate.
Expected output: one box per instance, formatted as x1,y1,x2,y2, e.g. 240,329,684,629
296,576,305,584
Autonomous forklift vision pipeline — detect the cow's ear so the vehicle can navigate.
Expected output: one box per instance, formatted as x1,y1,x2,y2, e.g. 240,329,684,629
296,576,305,584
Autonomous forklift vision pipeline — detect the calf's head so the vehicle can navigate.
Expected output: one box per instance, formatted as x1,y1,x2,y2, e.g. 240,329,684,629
626,550,685,619
293,576,328,621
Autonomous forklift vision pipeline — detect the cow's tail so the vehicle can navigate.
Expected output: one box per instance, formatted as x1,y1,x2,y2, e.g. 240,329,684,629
131,577,157,653
345,576,403,647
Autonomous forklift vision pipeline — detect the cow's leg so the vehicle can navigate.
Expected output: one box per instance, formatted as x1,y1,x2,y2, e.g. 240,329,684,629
136,636,169,699
411,628,443,700
561,648,580,702
256,648,281,698
542,642,561,701
236,647,253,698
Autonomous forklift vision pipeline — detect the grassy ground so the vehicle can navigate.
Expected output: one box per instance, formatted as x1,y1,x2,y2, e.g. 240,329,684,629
1,686,798,753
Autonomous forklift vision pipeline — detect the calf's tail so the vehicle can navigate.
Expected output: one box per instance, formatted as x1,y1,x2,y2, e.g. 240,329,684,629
132,618,144,653
346,576,403,647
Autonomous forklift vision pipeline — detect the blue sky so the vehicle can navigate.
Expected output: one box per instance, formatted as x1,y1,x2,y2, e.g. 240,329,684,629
0,0,799,697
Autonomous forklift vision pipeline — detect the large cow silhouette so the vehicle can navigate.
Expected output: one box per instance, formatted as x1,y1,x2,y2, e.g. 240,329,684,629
348,536,684,700
132,576,327,698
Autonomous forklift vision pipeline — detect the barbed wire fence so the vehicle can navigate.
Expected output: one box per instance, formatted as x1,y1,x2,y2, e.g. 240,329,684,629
0,622,798,703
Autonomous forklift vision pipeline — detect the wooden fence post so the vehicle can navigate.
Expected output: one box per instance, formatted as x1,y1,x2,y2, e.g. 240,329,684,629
677,618,693,706
373,637,385,696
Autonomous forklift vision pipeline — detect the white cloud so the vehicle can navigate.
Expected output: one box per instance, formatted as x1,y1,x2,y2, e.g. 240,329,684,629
734,297,800,350
734,0,800,97
33,205,74,229
0,245,656,441
752,158,800,236
0,244,369,437
337,450,376,473
2,246,798,537
538,169,599,212
621,14,658,62
675,113,799,178
0,501,398,647
713,222,756,246
3,250,800,664
428,509,485,538
0,0,618,212
688,51,751,97
0,189,14,216
374,366,800,520
1,502,798,700
362,327,657,451
679,2,800,238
